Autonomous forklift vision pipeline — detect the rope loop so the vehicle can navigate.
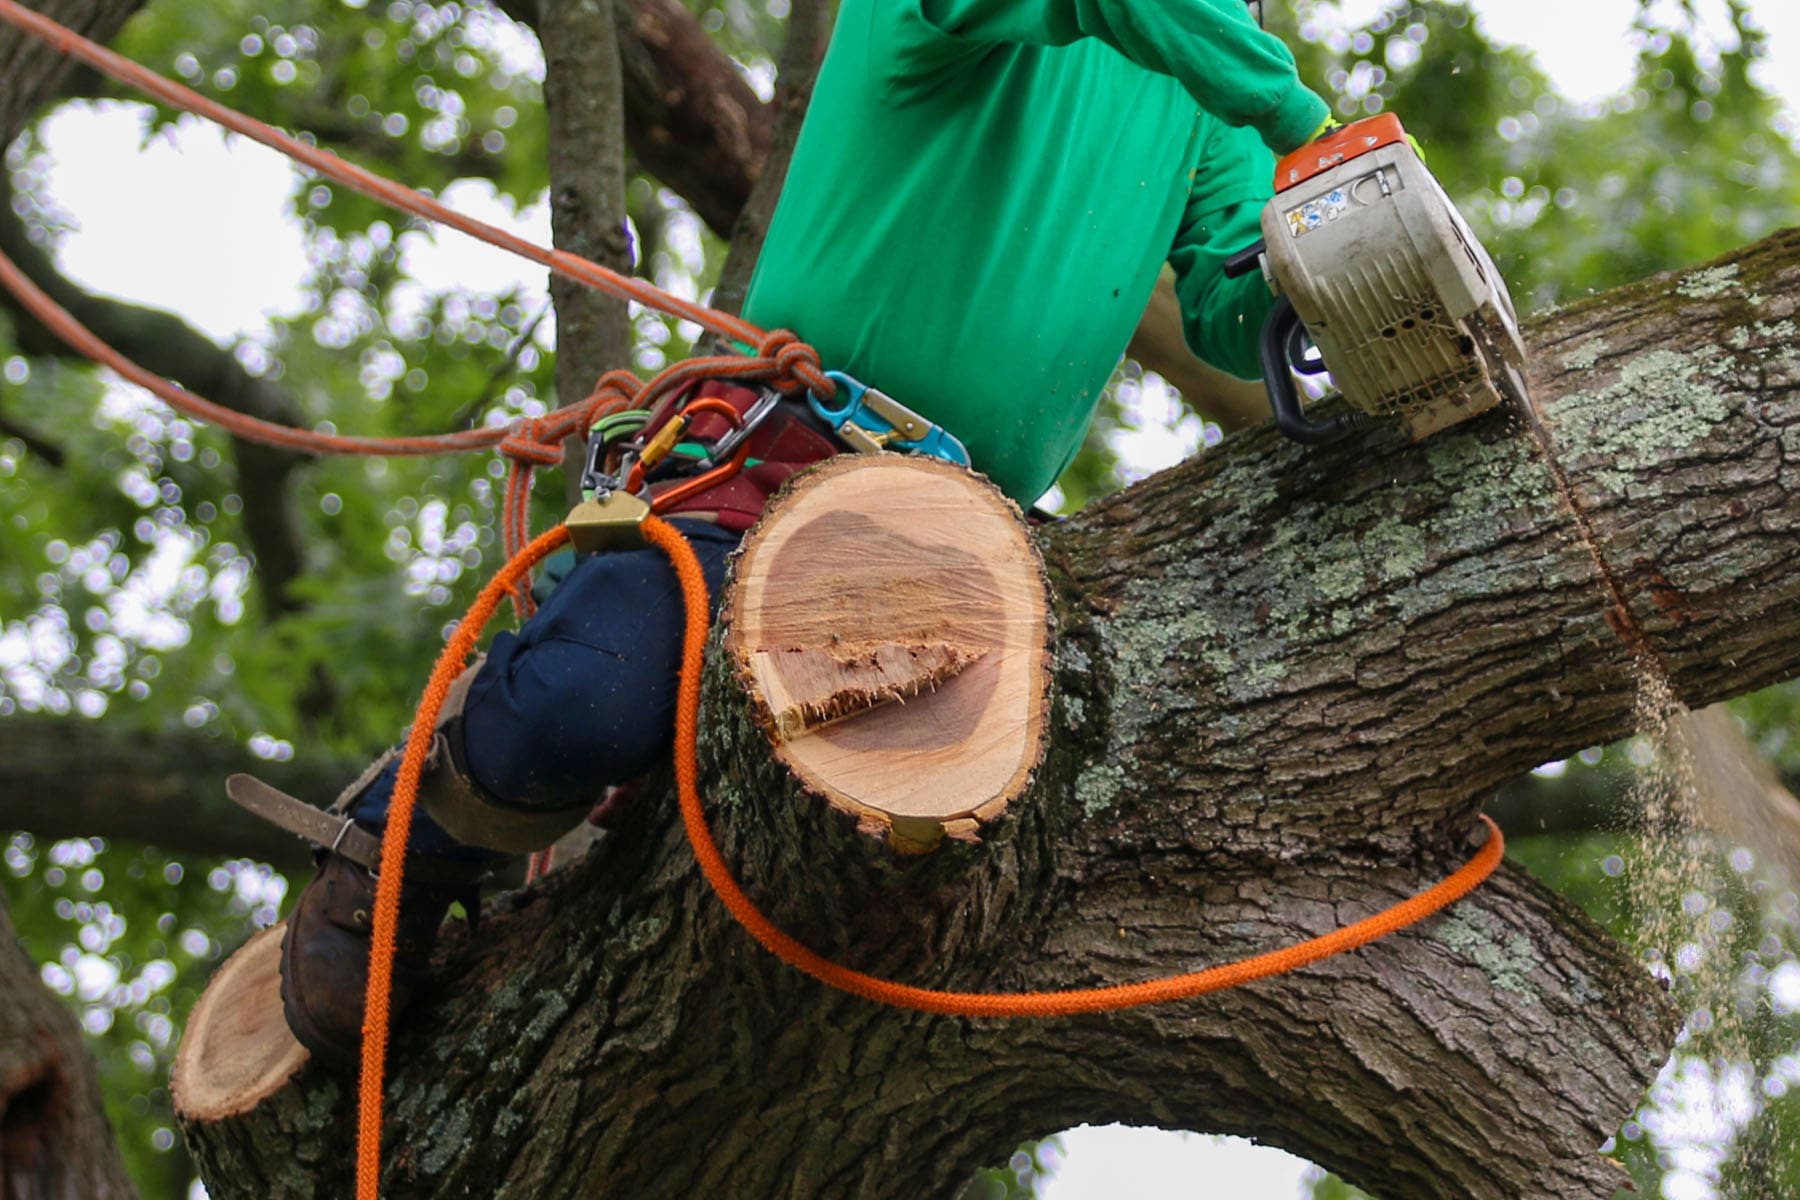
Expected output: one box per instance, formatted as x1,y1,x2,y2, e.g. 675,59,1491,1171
584,368,648,418
498,417,567,467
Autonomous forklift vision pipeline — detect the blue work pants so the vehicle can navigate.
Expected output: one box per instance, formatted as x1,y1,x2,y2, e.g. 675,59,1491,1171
347,519,742,857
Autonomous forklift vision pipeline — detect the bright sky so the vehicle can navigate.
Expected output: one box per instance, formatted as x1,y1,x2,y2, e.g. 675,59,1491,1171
16,2,1800,1197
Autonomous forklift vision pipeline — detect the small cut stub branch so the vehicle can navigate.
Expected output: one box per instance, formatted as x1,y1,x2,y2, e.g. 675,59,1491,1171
171,924,308,1122
725,454,1052,851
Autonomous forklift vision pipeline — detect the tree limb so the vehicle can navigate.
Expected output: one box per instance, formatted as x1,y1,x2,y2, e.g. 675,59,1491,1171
0,404,65,465
539,0,633,503
0,895,139,1199
492,0,772,240
0,716,357,871
177,229,1800,1200
0,0,143,145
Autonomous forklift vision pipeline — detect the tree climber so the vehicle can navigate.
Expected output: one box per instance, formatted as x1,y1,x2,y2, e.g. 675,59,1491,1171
237,0,1334,1065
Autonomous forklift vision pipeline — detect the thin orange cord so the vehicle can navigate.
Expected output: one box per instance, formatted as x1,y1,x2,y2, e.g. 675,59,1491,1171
643,515,1505,1015
0,2,842,422
358,518,1501,1197
355,524,570,1200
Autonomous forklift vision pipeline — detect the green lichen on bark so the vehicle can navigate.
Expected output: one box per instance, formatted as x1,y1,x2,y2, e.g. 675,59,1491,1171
1560,338,1609,372
1673,262,1741,300
1432,906,1545,999
1074,762,1125,816
1546,346,1739,494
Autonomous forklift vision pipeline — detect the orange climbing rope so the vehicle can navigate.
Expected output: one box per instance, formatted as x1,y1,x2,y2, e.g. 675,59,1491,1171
0,0,817,363
356,513,1505,1196
356,523,571,1200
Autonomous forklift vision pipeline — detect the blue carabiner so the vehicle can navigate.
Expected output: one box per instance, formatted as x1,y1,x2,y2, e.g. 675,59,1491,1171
807,370,867,427
807,370,971,467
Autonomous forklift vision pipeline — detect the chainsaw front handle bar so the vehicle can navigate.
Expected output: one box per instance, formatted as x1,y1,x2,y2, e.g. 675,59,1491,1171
1260,296,1375,445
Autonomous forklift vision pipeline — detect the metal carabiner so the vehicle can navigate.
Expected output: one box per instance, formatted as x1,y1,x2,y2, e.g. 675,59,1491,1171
807,371,970,466
807,370,870,429
579,427,623,496
704,386,783,467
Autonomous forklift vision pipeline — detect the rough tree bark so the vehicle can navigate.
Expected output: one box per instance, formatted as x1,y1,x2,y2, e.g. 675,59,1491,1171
0,893,137,1197
170,231,1800,1199
0,0,138,139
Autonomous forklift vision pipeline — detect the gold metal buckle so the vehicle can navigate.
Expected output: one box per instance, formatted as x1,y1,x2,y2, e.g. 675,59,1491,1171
834,422,893,453
566,490,650,553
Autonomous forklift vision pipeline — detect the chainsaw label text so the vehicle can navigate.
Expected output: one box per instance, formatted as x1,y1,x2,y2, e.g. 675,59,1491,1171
1284,187,1350,238
1283,168,1405,239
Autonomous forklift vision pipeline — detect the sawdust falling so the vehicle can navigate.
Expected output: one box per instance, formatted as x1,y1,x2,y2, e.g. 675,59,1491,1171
1511,394,1796,1193
1616,664,1793,1194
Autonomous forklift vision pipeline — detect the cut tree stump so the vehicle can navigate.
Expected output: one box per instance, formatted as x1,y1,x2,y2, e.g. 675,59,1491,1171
171,923,308,1122
724,454,1052,851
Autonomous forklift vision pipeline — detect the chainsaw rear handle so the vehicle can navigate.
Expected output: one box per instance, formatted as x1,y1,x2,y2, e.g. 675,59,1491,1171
1259,296,1374,445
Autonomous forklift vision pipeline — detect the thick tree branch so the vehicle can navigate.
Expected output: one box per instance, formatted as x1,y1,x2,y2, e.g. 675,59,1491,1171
0,0,142,145
0,717,358,871
179,230,1800,1200
493,0,772,240
540,0,632,503
0,404,65,465
612,0,771,238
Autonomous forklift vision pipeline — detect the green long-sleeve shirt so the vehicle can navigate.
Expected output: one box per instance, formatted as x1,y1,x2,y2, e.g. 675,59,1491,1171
742,0,1329,504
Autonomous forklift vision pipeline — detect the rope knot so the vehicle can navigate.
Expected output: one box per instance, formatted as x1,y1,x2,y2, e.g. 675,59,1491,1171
499,417,565,467
757,329,831,397
584,369,645,420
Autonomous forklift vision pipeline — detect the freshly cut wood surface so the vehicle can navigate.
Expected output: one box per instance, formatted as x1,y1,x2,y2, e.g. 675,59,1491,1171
726,455,1051,847
172,923,308,1121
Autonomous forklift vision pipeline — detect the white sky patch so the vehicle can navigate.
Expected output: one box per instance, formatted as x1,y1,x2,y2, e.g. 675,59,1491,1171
390,177,554,338
1106,373,1211,484
1039,1127,1313,1199
1771,960,1800,1013
1318,0,1799,121
35,105,311,343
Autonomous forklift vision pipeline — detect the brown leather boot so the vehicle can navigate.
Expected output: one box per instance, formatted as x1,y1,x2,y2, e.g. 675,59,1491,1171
277,851,479,1067
225,770,489,1068
227,661,590,1066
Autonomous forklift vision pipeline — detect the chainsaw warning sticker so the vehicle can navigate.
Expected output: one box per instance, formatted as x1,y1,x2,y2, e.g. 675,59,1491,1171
1284,187,1351,238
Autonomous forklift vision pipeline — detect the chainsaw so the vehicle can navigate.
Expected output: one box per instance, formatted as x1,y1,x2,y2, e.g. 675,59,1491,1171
1225,113,1531,444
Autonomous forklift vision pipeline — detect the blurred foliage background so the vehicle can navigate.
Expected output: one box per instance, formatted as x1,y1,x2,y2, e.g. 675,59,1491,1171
1,0,1797,1196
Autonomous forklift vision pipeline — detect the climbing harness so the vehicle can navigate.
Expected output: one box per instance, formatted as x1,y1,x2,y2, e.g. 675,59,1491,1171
0,7,1507,1198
